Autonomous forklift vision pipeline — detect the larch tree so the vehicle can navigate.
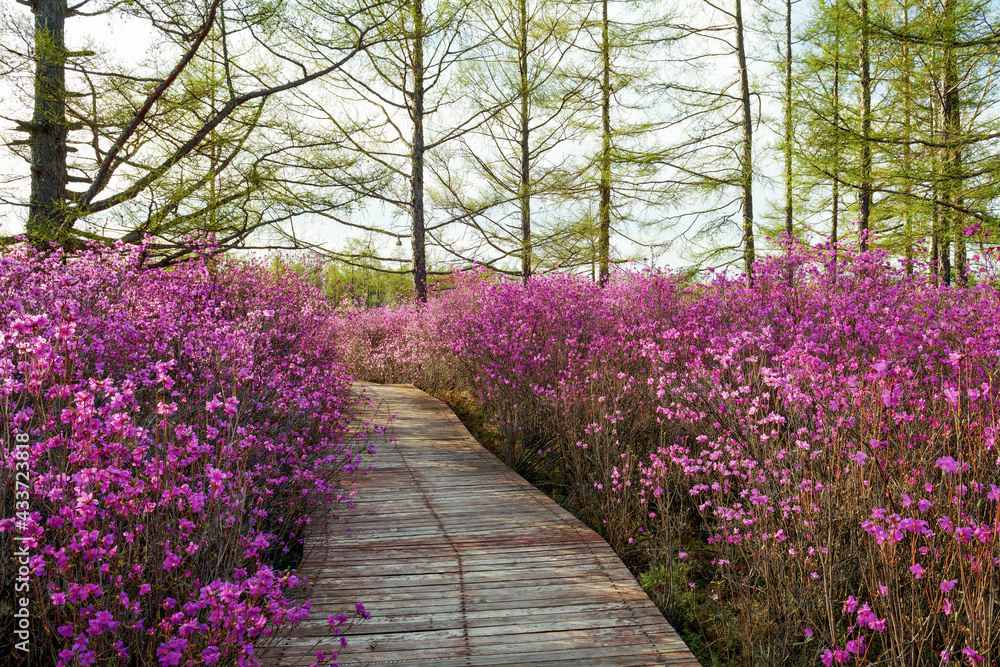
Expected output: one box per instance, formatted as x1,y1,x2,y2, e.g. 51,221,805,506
2,0,387,261
784,0,795,238
439,0,589,282
735,0,755,276
866,0,1000,283
662,0,759,276
794,0,856,246
572,0,680,282
858,0,873,250
313,0,491,300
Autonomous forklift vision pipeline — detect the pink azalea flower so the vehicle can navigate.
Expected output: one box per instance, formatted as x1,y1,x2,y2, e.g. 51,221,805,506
935,456,961,474
163,551,182,571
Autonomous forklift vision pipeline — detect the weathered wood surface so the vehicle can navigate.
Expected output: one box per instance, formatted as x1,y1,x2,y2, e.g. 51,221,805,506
265,383,700,666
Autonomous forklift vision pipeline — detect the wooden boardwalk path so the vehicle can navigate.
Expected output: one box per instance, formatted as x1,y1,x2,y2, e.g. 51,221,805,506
266,383,700,666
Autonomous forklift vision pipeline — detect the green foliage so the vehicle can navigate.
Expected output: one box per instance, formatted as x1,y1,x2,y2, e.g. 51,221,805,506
270,238,416,307
792,0,1000,270
639,562,743,667
323,261,412,308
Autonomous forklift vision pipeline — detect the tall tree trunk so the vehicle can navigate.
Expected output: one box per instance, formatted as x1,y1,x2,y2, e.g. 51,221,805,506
933,67,951,286
929,77,941,281
902,3,914,275
735,0,755,278
598,0,612,284
951,156,965,283
784,0,793,238
519,0,531,284
831,57,839,249
858,0,872,251
830,0,841,259
26,0,69,246
943,0,965,284
931,204,940,281
941,214,951,285
410,0,427,301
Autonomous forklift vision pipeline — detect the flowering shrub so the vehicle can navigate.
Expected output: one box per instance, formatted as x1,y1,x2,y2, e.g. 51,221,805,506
336,241,999,665
1,242,374,666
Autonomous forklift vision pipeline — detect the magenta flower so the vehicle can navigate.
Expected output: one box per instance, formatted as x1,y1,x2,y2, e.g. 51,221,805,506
86,610,118,635
846,635,866,655
201,646,221,665
163,551,182,571
155,637,188,666
961,647,984,665
935,456,961,474
821,647,851,665
909,563,926,579
206,465,227,487
156,401,178,417
942,386,961,406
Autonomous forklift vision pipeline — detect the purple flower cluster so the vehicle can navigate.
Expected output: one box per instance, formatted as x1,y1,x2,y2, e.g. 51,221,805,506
1,242,374,666
337,241,999,664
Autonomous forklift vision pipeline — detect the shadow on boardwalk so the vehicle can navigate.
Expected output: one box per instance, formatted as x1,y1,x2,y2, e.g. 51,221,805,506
265,383,700,666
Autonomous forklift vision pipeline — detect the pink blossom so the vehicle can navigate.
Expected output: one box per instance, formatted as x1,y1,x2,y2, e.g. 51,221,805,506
156,401,178,417
846,635,866,655
935,456,961,474
163,551,181,571
961,647,984,665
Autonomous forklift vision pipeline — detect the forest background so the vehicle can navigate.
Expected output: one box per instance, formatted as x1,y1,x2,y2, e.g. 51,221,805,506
2,0,999,297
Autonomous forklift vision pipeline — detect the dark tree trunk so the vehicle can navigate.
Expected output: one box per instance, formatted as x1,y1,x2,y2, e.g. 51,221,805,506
410,0,427,301
902,0,914,275
736,0,755,279
943,0,965,284
784,0,792,238
930,78,941,282
831,58,839,249
858,0,872,250
931,207,940,282
519,0,531,284
26,0,70,246
598,0,611,285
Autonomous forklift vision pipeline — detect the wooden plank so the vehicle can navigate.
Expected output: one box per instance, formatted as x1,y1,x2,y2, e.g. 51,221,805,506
264,383,700,666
